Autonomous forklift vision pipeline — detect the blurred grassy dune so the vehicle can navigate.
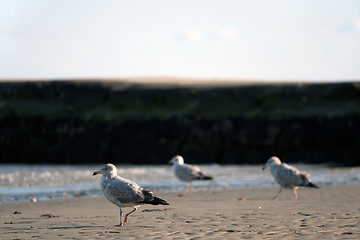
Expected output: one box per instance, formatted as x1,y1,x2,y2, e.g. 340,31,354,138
0,79,359,165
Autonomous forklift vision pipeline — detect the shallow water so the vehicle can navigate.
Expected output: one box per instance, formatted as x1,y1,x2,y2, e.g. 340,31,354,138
0,164,359,203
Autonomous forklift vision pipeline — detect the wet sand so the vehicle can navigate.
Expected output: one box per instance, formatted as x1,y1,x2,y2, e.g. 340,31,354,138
1,185,359,239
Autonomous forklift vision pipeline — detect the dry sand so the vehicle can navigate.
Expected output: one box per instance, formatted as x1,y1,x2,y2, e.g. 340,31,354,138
1,185,359,239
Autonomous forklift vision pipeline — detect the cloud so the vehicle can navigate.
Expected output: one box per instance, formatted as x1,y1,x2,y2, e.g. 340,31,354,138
185,29,203,42
218,28,237,40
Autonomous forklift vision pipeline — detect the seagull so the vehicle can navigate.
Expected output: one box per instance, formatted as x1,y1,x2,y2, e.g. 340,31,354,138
263,156,319,199
169,155,213,193
93,163,169,226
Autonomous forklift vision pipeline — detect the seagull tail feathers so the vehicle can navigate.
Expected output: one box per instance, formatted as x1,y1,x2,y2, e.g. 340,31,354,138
141,188,169,205
197,173,213,180
196,172,213,180
199,175,213,180
147,196,169,205
306,182,319,188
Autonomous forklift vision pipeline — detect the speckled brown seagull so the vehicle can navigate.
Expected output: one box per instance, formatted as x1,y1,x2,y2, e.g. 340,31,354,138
263,156,319,199
93,163,169,226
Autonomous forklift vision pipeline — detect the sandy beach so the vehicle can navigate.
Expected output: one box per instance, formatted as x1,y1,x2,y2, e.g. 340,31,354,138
1,185,359,239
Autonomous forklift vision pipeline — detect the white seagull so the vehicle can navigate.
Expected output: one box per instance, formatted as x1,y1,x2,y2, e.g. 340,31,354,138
263,156,319,199
169,155,213,193
93,163,169,226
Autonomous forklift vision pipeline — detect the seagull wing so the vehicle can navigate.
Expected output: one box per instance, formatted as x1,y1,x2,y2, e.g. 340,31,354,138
175,163,201,181
105,177,145,204
275,164,303,187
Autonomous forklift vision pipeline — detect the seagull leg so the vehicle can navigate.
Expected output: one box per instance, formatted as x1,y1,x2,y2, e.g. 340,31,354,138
116,208,124,227
124,207,138,225
293,187,298,199
184,183,191,194
185,183,189,193
274,187,282,200
189,183,193,193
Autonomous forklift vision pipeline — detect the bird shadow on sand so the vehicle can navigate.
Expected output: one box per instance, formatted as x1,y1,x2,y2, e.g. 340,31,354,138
48,225,105,230
141,208,173,212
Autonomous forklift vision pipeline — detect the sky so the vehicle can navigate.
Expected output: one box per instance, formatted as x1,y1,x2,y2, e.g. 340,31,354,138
0,0,360,81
